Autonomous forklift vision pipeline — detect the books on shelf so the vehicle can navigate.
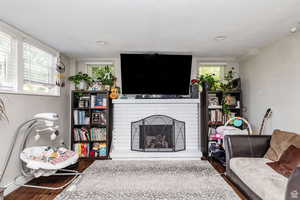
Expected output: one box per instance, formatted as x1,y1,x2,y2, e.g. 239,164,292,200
209,110,223,123
73,110,90,125
208,105,222,109
209,110,236,125
91,94,107,109
90,128,106,141
90,142,107,158
78,96,90,108
74,143,90,157
73,128,90,141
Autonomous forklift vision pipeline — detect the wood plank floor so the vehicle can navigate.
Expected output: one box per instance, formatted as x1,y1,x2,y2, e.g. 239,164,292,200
5,160,94,200
5,159,247,200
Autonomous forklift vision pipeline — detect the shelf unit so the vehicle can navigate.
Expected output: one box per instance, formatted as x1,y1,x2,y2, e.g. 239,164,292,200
71,90,112,160
201,87,243,158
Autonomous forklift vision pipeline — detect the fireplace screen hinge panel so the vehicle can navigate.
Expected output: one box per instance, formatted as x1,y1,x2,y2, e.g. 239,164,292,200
131,115,185,152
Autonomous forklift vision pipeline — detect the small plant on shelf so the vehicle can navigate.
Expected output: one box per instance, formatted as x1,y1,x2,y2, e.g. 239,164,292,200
220,67,240,92
197,73,220,91
68,72,92,90
93,66,115,90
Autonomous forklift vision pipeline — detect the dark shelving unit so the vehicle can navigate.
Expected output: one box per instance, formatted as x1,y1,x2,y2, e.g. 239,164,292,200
201,86,243,158
71,90,112,159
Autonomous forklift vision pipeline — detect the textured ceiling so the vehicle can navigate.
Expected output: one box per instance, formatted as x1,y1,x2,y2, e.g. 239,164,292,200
0,0,300,59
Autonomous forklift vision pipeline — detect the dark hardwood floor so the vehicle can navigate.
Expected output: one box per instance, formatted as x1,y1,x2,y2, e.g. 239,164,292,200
5,160,94,200
5,159,247,200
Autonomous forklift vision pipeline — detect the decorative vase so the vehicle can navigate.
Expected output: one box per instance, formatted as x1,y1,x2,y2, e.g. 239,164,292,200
190,85,199,99
78,81,88,90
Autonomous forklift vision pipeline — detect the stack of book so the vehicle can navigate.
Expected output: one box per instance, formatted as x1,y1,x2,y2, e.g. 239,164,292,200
91,94,107,109
73,110,90,125
73,128,90,141
74,143,90,157
90,128,106,141
90,143,107,158
209,110,237,125
209,110,223,124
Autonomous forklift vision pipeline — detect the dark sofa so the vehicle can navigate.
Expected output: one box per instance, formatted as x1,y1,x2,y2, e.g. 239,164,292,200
224,135,300,200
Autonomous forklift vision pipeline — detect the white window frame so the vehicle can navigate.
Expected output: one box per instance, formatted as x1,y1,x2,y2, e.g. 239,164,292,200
0,21,60,96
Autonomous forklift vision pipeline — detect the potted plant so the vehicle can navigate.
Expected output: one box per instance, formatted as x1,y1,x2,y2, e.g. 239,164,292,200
93,66,114,90
197,73,220,91
0,97,8,121
220,67,240,92
68,72,92,90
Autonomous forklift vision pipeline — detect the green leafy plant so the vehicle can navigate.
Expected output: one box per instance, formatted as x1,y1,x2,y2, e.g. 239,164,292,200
68,72,92,86
0,97,8,121
197,73,220,91
93,66,115,86
220,67,238,91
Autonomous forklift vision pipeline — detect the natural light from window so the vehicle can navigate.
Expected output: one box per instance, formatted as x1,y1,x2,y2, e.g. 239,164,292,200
0,31,17,91
23,43,58,95
198,64,225,80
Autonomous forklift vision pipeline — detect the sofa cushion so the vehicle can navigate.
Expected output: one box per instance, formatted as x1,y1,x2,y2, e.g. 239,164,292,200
267,145,300,177
230,157,287,200
264,129,300,161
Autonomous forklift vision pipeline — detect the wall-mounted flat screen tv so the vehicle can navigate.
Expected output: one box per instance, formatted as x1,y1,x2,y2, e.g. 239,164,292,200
121,53,192,95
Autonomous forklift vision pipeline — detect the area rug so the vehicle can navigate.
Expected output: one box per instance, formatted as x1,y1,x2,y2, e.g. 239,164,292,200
55,160,240,200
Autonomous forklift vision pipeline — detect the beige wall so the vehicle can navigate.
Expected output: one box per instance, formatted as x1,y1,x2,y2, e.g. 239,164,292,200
240,32,300,134
0,56,70,194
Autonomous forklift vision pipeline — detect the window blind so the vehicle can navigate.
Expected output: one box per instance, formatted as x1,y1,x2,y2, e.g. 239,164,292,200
0,31,17,91
23,42,57,93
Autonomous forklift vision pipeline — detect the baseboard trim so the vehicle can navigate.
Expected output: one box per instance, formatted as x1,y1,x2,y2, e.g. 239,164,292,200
4,176,32,196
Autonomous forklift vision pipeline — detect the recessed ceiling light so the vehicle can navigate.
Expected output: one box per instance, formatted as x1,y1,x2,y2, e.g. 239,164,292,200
290,27,297,33
96,41,107,45
215,36,227,41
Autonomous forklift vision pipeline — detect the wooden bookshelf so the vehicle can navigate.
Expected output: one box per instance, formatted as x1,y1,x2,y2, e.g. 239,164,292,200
201,87,243,158
71,90,112,160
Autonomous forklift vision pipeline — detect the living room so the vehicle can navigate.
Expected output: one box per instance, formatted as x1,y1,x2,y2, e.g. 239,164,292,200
0,1,300,200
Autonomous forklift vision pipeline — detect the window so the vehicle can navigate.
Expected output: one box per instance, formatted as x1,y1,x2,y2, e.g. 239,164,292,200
198,64,226,81
87,63,114,80
0,31,17,91
23,42,58,95
0,21,60,96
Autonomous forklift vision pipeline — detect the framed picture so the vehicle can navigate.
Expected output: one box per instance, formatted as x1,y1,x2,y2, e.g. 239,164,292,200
208,97,219,106
224,95,237,106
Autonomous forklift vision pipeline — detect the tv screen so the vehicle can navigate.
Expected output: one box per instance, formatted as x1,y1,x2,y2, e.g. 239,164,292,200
121,54,192,95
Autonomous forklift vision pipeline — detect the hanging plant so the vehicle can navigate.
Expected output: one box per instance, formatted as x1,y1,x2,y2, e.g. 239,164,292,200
0,97,8,121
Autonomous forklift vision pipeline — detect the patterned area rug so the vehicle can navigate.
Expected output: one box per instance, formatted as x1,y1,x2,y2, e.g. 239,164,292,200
55,160,240,200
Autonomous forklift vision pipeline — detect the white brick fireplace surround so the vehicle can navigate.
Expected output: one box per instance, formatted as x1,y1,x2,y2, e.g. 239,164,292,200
111,98,201,160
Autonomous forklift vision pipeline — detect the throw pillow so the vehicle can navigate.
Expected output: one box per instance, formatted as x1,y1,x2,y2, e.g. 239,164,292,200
264,129,300,161
266,145,300,177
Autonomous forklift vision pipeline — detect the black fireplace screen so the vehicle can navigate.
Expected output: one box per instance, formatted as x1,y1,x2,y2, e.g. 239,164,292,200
131,115,185,152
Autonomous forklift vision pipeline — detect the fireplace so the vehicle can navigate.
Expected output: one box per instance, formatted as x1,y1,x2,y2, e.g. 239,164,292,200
131,115,185,152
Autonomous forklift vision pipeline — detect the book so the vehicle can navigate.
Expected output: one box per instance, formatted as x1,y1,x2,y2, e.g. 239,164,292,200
74,128,90,141
74,110,90,125
74,143,90,157
91,94,107,109
90,128,106,141
90,142,107,157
